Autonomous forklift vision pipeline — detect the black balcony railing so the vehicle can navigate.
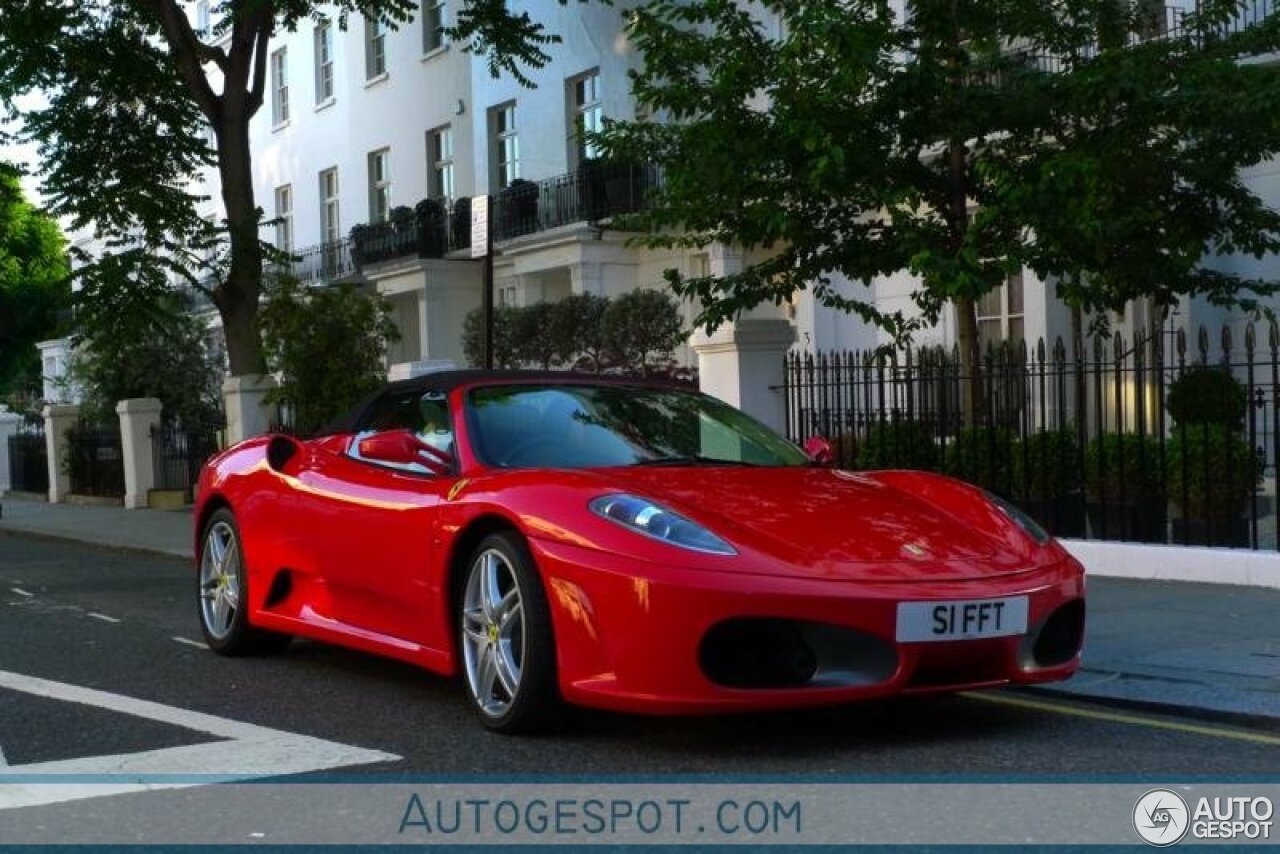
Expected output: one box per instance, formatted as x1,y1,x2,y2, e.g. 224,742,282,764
494,161,661,242
338,163,660,270
274,239,355,285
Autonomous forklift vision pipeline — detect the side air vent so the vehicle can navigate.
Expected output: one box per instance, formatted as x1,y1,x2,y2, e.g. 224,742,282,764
267,435,301,473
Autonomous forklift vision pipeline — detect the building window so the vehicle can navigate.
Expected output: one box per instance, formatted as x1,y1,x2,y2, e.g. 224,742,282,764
271,47,289,125
569,69,602,165
976,270,1026,349
314,20,334,103
195,0,210,36
365,16,387,79
498,285,518,307
428,126,454,200
368,149,391,222
491,102,519,190
422,0,447,53
320,167,340,245
274,185,293,253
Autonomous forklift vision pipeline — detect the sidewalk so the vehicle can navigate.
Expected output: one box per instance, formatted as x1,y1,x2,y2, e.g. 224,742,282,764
2,496,1278,724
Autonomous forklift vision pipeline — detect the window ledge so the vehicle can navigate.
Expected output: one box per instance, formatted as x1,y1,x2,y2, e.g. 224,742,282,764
272,118,291,133
420,44,449,62
364,72,390,88
314,96,336,113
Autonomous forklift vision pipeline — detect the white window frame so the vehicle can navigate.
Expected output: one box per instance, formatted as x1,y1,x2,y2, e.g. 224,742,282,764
314,20,334,104
427,125,454,200
976,270,1026,348
491,102,519,190
569,69,603,166
368,148,391,223
274,185,293,253
320,168,341,246
271,47,289,125
365,16,387,79
422,0,448,53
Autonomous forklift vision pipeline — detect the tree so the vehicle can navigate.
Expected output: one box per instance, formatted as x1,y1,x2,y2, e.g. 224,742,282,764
69,298,224,428
602,0,1280,419
0,166,69,397
0,1,572,377
258,277,399,435
602,289,682,374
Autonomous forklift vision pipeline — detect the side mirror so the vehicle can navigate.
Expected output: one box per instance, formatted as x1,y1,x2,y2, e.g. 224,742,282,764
803,435,834,466
358,429,452,474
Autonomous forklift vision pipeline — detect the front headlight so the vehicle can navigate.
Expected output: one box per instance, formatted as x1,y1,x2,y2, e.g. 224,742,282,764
589,494,736,556
987,493,1050,546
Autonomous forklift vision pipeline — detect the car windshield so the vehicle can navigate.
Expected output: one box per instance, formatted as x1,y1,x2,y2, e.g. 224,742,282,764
467,384,810,470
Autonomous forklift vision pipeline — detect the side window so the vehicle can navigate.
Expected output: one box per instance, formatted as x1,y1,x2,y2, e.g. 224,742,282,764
349,391,454,473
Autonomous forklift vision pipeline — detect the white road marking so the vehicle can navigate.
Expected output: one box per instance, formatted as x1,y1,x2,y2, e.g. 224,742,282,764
9,588,33,598
0,670,400,810
86,613,120,624
171,636,206,649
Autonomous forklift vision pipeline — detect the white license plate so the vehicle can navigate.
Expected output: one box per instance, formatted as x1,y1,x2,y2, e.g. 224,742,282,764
895,596,1029,643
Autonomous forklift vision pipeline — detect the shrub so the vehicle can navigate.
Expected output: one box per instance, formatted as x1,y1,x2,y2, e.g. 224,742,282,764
601,289,682,374
1166,365,1248,428
943,426,1017,494
1013,429,1082,502
549,293,609,371
854,421,939,471
258,277,399,435
1166,425,1261,521
1083,433,1164,503
461,305,521,369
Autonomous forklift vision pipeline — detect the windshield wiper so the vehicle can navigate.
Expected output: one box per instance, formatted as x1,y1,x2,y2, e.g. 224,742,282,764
632,455,760,467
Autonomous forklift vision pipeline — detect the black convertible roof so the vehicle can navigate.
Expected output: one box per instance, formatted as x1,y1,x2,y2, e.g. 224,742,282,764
319,370,690,436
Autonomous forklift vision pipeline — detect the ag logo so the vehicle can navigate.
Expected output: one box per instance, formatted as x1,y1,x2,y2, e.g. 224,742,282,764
1134,789,1190,846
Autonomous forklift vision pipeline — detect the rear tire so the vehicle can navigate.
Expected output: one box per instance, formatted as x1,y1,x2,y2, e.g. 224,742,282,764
198,508,291,656
458,531,559,734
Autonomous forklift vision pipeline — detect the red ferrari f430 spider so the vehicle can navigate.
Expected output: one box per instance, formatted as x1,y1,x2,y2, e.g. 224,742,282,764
194,371,1085,732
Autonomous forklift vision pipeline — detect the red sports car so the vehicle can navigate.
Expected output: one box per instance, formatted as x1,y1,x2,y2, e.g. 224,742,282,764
194,371,1085,733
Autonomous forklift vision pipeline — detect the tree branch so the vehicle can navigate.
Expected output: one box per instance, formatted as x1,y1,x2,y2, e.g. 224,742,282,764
245,10,274,116
140,0,225,119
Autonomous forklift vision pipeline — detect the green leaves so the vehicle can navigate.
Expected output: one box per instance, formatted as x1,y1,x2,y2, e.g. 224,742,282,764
0,168,69,397
606,0,1280,346
258,276,400,435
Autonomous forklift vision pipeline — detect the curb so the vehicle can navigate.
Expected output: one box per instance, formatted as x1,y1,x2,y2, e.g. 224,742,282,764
0,526,192,561
1020,683,1280,733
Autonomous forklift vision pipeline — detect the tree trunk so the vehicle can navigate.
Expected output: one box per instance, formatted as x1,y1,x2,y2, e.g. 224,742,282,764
212,104,266,376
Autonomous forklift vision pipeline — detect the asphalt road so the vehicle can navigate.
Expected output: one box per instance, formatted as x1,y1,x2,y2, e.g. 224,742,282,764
2,530,1278,780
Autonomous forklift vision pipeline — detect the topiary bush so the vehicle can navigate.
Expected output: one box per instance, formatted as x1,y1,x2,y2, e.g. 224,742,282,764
1166,424,1261,522
1166,365,1248,428
854,420,939,471
943,426,1017,494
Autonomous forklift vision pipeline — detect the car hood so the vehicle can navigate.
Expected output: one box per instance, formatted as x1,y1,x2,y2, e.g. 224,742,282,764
592,466,1031,581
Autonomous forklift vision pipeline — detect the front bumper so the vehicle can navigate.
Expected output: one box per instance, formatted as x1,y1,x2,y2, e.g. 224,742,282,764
530,538,1085,714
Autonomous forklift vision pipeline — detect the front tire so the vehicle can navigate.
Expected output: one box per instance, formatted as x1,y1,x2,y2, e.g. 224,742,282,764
198,508,290,656
458,531,558,733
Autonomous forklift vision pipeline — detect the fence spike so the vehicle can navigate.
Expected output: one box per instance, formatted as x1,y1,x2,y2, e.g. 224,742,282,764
1198,324,1209,362
1176,327,1186,358
1221,324,1233,364
1036,337,1046,363
1246,321,1256,357
1052,336,1066,365
1271,318,1280,353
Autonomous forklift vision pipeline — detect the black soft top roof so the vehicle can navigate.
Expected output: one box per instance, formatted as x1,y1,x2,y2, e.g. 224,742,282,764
318,370,693,436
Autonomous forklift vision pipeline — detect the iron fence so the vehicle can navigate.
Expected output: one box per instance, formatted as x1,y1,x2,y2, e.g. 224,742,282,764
782,323,1280,550
66,422,125,499
6,421,47,495
151,424,221,502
